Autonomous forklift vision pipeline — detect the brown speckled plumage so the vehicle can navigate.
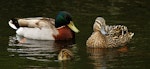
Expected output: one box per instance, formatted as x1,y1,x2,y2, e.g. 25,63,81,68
86,17,134,48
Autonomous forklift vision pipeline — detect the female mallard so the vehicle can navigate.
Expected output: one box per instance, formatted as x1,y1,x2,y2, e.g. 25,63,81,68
8,11,79,40
86,17,134,48
58,49,73,61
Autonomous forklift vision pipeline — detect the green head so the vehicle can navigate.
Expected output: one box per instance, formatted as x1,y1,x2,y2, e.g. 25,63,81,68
55,11,79,33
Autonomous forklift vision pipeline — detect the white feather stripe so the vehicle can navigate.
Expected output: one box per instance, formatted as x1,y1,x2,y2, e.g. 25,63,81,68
8,20,17,29
18,19,40,27
18,19,39,24
16,27,56,40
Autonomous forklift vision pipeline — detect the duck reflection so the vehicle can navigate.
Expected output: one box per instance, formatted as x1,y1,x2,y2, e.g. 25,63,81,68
87,46,128,69
8,35,75,62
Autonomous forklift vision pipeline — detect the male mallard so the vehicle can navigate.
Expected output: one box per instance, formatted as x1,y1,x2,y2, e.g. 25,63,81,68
58,49,73,61
86,17,134,48
8,11,79,40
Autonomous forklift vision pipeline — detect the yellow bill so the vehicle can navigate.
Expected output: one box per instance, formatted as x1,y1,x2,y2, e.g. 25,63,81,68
67,21,79,33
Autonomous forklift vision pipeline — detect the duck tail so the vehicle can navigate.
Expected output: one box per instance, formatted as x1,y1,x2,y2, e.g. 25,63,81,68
130,32,134,38
8,18,20,30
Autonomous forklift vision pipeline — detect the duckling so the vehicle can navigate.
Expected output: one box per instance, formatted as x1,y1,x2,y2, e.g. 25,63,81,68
8,11,79,40
58,49,73,61
86,17,134,48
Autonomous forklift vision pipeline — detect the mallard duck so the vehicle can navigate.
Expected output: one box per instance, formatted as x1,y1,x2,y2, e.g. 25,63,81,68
86,17,134,48
8,11,79,40
58,49,73,61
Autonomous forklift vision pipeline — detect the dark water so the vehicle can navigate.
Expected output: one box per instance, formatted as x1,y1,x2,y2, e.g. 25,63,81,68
0,0,150,69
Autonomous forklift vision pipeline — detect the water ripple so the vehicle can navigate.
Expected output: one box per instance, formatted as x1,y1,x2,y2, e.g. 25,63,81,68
8,35,76,62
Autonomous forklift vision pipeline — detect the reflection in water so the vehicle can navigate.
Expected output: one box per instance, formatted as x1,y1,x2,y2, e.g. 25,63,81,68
8,35,75,62
1,0,148,68
87,46,128,69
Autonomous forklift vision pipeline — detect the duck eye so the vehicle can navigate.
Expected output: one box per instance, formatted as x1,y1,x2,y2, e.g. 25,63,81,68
66,15,72,21
95,21,102,25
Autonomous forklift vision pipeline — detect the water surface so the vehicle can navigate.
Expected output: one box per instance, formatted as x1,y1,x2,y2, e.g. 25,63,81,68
0,0,150,69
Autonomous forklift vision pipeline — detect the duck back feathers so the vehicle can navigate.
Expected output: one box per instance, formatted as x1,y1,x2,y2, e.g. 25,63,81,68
9,17,55,29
